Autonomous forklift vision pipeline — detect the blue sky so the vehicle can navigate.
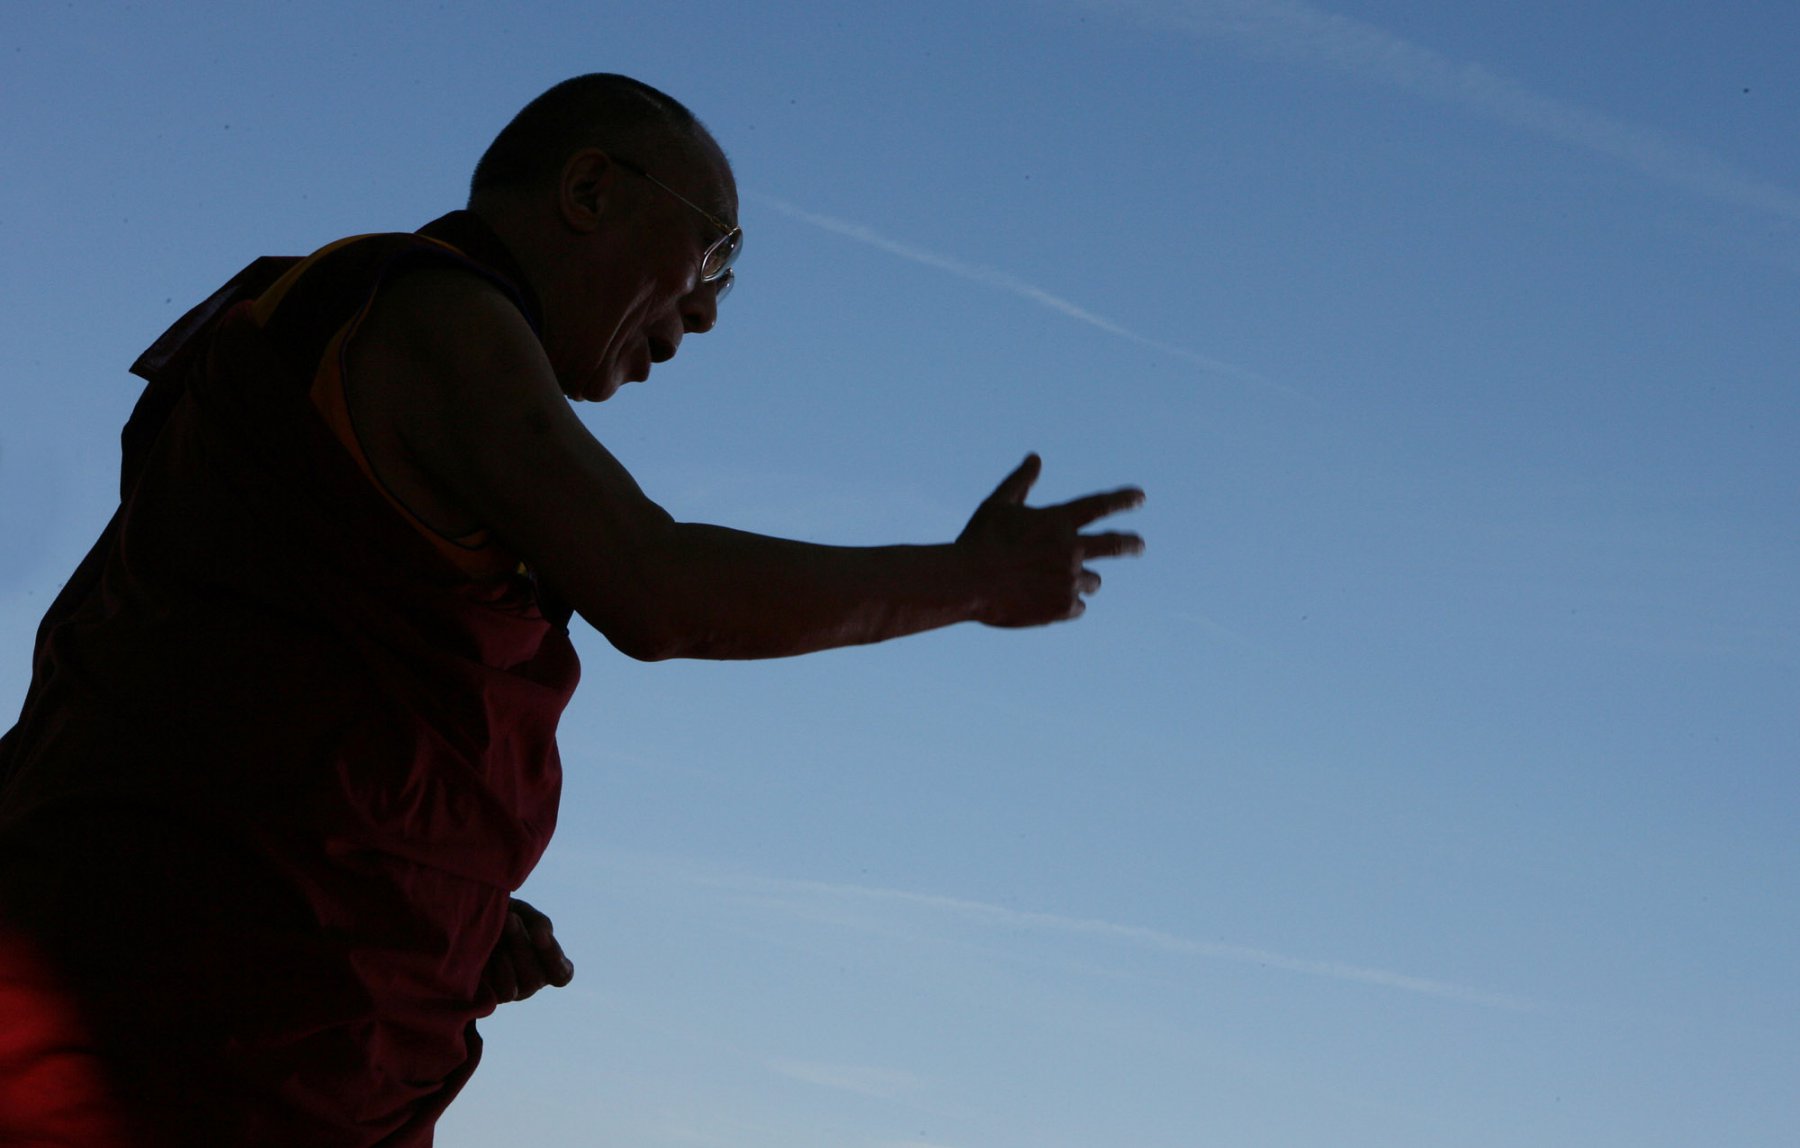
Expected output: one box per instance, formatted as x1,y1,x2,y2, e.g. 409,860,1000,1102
2,2,1796,1145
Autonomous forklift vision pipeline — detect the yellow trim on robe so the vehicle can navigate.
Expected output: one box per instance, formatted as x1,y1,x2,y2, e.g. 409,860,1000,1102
283,240,523,582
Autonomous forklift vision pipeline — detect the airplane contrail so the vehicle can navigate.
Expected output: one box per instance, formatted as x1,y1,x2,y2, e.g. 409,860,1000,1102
1077,0,1800,223
702,866,1539,1011
749,192,1298,397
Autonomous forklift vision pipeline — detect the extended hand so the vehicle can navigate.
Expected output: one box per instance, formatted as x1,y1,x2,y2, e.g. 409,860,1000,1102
957,453,1144,627
482,897,574,1004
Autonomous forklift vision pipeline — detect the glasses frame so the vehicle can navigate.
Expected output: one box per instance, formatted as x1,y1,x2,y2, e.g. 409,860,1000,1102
610,154,741,297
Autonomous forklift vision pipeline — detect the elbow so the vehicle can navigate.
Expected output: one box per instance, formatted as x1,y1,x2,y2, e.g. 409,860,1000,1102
614,638,681,663
603,616,744,662
570,529,739,661
601,619,684,662
592,606,706,662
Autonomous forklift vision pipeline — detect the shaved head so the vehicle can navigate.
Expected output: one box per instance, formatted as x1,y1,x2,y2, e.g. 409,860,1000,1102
470,74,716,202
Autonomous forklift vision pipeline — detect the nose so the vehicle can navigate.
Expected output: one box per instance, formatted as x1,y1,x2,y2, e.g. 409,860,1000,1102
680,277,725,335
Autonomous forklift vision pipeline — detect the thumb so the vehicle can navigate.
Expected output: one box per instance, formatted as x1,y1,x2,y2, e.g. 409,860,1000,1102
987,452,1042,506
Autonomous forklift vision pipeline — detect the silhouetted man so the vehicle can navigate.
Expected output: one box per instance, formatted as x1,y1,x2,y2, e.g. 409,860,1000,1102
0,74,1142,1146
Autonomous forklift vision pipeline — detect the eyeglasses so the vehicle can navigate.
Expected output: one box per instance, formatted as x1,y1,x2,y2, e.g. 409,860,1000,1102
611,154,741,301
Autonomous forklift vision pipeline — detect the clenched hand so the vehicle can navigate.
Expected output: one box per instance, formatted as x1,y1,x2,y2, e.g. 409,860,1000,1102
482,897,574,1004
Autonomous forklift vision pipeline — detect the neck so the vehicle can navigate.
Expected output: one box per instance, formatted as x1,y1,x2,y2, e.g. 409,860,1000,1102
467,194,563,317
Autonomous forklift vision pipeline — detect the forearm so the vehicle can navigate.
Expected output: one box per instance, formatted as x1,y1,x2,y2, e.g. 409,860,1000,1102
604,523,988,661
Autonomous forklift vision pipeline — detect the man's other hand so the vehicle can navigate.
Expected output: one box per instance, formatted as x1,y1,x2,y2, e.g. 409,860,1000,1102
957,453,1145,627
483,898,574,1004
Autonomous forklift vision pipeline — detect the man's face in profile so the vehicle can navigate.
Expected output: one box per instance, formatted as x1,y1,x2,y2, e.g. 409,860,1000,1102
554,141,737,403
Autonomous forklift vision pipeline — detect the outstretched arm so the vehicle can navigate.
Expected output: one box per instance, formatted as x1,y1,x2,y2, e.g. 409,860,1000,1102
355,271,1143,660
626,453,1142,658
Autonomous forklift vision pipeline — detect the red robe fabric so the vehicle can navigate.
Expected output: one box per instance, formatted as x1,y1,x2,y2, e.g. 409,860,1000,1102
0,213,580,1146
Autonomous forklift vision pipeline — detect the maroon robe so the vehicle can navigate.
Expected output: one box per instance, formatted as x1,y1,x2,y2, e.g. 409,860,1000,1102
0,213,580,1146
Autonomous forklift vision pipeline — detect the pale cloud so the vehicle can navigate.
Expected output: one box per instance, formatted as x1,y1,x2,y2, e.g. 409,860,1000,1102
633,1118,738,1148
767,1058,929,1100
708,869,1538,1011
1076,0,1800,223
748,193,1292,396
1171,608,1266,654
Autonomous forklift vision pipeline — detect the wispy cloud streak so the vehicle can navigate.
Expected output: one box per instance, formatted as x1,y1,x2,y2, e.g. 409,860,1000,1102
710,869,1537,1012
749,192,1291,395
766,1058,928,1100
1171,609,1266,654
1082,0,1800,223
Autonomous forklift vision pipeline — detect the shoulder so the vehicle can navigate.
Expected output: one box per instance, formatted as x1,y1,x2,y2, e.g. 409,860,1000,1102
344,263,577,496
352,266,553,411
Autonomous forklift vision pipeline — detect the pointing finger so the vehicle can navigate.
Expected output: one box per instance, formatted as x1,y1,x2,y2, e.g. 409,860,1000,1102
1057,486,1145,527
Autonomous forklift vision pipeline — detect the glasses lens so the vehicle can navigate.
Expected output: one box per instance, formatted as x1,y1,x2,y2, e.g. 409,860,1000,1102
702,229,742,282
712,269,734,304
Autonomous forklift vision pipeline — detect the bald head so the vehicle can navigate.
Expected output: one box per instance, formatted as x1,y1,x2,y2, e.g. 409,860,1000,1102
462,76,737,403
469,74,718,204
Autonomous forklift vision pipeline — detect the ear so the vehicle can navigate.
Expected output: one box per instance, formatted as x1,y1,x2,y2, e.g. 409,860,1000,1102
557,148,620,233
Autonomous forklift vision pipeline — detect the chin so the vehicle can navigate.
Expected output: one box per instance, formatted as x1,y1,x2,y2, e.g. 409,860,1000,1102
559,369,616,403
